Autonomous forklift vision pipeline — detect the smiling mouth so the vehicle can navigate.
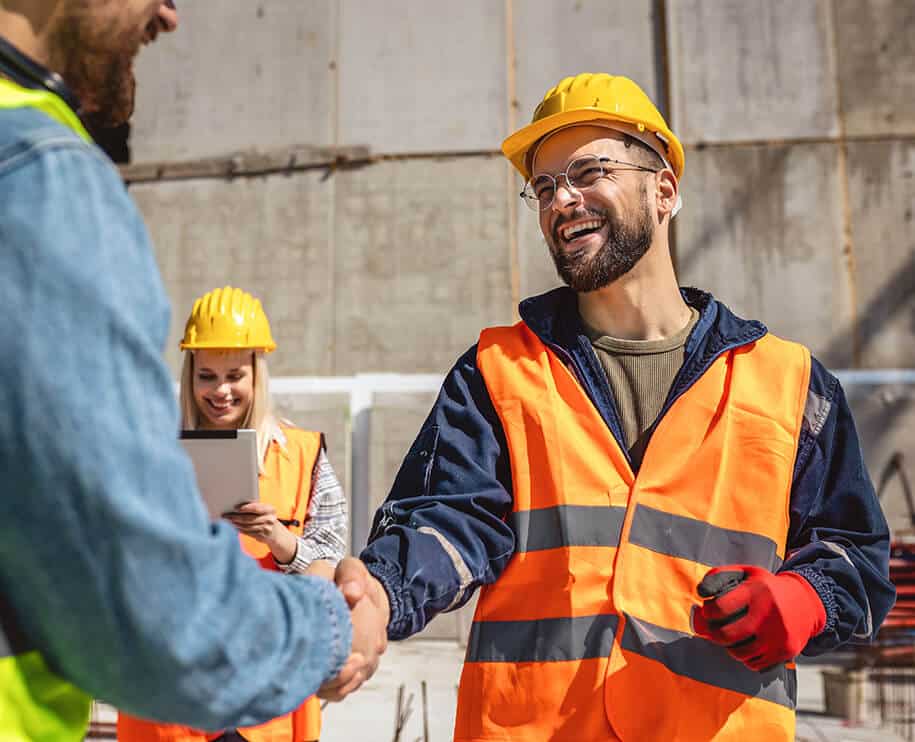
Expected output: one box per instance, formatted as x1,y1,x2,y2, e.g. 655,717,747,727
205,398,237,414
558,218,607,244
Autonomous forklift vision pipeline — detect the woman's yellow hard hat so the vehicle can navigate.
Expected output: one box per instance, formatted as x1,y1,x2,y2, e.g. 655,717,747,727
502,73,684,182
180,286,276,352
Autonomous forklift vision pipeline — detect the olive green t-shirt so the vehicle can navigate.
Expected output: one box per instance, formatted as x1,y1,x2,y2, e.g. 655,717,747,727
584,307,699,470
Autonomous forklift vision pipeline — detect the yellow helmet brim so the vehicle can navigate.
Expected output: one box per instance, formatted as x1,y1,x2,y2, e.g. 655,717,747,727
179,341,276,353
502,108,685,183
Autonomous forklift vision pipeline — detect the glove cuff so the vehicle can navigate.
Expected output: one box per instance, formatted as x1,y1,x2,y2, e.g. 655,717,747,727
778,571,827,641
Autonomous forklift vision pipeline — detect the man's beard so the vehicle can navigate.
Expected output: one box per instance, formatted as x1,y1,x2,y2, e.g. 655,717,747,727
52,5,144,129
549,185,654,293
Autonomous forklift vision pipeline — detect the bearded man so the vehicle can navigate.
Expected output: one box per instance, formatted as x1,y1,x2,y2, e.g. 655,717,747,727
357,73,895,741
0,3,386,740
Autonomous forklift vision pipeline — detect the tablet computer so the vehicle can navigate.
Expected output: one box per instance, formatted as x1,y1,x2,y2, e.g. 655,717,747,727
180,429,259,520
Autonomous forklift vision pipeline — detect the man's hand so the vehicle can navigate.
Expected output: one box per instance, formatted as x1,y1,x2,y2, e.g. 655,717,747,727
692,565,827,672
304,559,336,581
318,558,390,701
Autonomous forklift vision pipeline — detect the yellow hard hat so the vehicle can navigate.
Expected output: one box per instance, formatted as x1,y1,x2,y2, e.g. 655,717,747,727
502,73,684,182
180,286,276,352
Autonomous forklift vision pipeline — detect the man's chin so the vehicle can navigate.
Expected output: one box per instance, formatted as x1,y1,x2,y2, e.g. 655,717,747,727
80,83,136,130
82,106,131,132
552,246,636,293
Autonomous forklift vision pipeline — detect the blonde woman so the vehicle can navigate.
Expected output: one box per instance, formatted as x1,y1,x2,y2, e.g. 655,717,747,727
118,286,347,742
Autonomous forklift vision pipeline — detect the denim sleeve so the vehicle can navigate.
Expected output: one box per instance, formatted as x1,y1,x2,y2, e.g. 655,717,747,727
782,357,896,655
360,346,516,640
0,140,351,728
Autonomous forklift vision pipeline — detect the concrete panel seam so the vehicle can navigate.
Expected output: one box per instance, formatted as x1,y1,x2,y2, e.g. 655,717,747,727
122,149,506,185
685,133,915,150
505,0,520,318
121,144,370,184
827,0,859,366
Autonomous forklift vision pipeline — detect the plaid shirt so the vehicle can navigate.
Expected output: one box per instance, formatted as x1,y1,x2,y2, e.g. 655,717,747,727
279,449,348,573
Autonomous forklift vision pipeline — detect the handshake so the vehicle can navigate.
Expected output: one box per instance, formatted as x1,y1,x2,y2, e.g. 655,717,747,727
308,558,391,701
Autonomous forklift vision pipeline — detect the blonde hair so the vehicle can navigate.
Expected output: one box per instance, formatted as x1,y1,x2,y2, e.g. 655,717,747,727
180,350,278,472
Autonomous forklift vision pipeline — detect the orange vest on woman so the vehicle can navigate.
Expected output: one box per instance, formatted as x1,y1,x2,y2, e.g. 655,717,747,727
454,323,810,742
118,427,324,742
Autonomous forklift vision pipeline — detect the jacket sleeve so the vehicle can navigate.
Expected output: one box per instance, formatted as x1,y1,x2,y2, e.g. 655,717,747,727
360,345,516,639
782,356,896,655
0,140,351,728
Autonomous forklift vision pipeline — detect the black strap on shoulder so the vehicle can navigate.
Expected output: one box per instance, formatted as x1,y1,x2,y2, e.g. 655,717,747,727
0,34,81,113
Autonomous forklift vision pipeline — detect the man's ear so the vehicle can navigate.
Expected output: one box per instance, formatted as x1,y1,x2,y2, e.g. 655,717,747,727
655,170,678,220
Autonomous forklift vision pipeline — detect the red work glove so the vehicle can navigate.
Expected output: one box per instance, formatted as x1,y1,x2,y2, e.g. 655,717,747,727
692,565,827,672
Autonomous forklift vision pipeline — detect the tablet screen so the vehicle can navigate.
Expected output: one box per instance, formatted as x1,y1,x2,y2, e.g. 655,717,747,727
180,429,259,520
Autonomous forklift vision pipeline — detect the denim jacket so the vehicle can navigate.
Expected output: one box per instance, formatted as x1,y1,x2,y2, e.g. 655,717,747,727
0,103,351,728
362,286,896,655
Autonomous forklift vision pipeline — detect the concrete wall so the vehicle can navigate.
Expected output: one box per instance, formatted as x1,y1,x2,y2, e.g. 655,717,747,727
130,0,915,572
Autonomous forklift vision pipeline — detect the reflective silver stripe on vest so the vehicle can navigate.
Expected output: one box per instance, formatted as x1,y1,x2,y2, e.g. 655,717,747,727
622,615,796,709
466,614,619,663
510,506,627,553
628,505,782,570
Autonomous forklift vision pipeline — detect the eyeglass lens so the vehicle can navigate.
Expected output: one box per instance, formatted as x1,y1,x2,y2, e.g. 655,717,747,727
522,155,606,211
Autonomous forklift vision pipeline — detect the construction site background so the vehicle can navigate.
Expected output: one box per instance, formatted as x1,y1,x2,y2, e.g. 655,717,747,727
91,2,915,740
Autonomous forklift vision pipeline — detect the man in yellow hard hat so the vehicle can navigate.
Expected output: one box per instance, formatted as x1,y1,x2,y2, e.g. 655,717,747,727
0,3,384,740
357,73,894,740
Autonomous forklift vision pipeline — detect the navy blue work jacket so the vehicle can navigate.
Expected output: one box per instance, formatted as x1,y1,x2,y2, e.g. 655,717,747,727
362,286,896,655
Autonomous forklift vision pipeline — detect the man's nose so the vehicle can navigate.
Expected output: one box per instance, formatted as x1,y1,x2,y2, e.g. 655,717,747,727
552,177,582,211
158,1,179,33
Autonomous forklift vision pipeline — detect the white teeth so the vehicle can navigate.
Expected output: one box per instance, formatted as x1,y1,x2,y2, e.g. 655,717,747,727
562,219,604,240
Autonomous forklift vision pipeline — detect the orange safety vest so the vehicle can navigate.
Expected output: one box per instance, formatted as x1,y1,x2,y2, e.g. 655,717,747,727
118,428,324,742
454,323,810,742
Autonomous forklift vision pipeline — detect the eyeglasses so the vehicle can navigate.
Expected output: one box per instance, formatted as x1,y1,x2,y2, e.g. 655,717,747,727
520,154,659,211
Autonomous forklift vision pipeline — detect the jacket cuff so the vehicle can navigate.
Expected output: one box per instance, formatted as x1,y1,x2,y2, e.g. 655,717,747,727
789,566,838,637
365,560,409,639
308,575,353,680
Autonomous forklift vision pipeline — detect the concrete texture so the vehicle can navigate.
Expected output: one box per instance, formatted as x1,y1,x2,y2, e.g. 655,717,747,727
133,157,515,379
512,0,661,122
668,0,839,144
846,140,915,368
835,0,915,137
132,172,336,376
676,143,852,367
338,0,506,154
132,1,337,162
844,381,915,536
272,392,352,513
333,156,514,374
